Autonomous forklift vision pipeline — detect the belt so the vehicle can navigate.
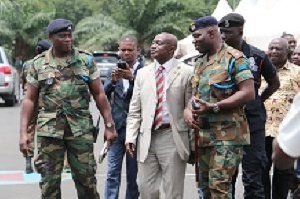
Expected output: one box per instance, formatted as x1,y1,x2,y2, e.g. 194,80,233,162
155,123,171,131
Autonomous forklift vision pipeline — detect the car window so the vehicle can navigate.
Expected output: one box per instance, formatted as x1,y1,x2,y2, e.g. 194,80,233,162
93,54,118,64
0,53,3,63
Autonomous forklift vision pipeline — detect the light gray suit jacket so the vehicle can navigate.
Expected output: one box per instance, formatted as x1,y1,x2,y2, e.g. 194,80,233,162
125,59,193,163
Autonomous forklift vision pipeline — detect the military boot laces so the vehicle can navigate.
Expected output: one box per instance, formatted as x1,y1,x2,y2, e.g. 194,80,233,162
25,157,34,174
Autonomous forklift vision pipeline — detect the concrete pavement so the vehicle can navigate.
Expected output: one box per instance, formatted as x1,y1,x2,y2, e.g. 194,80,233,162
0,100,244,199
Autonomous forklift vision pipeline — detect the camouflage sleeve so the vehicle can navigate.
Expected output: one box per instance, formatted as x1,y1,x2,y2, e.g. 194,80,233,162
89,59,100,81
234,56,253,84
26,61,39,88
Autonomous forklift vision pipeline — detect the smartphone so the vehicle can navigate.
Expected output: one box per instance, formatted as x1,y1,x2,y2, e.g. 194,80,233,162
117,60,127,69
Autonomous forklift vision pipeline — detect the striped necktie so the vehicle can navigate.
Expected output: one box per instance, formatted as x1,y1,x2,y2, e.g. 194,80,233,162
153,65,165,130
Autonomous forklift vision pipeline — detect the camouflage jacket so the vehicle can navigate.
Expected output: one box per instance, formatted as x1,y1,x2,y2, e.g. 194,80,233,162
27,48,100,138
21,59,34,96
264,61,300,137
191,44,253,147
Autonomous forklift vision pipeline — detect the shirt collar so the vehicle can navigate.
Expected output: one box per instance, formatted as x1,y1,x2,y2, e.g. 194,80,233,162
132,61,139,71
154,58,174,73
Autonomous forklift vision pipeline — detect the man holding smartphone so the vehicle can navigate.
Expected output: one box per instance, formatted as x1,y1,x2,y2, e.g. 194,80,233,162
104,35,143,199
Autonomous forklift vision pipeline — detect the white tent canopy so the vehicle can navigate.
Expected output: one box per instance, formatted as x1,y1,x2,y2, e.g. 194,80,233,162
177,0,300,56
236,0,300,50
176,0,233,58
234,0,258,22
212,0,233,20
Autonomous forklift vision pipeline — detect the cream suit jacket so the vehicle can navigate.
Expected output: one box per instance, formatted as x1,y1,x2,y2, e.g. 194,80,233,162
125,59,193,163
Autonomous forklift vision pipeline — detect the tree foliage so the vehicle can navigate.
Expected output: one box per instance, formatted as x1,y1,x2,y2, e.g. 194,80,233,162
0,0,223,58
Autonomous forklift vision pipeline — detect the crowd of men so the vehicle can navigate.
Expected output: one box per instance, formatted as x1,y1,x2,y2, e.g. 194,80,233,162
18,12,300,199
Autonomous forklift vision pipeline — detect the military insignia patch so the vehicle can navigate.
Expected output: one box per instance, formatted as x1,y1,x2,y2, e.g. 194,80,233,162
225,20,230,28
189,23,196,32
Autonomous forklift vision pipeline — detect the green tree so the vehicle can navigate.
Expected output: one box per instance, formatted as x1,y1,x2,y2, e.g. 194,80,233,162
74,0,210,51
0,0,53,59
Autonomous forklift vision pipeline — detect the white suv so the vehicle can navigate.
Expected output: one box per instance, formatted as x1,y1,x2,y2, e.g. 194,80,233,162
0,47,19,106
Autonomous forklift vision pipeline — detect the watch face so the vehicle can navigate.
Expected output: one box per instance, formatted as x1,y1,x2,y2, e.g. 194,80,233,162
106,122,113,128
213,105,219,113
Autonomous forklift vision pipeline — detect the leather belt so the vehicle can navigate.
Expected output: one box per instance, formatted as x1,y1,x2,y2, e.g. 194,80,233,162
155,123,171,131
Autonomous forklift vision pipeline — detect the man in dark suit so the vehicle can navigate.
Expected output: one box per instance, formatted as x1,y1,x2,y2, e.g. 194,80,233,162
104,35,143,199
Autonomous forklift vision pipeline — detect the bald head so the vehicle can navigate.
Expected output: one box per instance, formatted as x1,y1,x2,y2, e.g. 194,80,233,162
159,32,178,49
119,35,138,46
150,32,178,64
269,38,289,52
268,38,289,68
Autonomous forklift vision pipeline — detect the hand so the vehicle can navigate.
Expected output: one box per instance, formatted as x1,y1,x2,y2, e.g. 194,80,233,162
184,107,201,129
19,133,29,156
104,127,117,148
192,97,214,116
111,68,121,84
126,143,135,157
118,64,134,80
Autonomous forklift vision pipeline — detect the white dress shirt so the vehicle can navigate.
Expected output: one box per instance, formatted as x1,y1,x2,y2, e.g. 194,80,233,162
277,92,300,158
122,61,139,93
154,58,175,124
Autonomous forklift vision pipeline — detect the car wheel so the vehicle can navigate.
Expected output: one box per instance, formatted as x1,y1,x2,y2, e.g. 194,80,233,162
5,98,15,107
4,90,17,107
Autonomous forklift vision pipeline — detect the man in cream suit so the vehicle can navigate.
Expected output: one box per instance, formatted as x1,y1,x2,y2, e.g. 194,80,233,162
125,32,193,199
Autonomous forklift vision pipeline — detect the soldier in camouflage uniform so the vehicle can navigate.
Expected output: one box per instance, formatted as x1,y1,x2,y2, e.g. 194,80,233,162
19,19,117,199
263,38,300,199
219,13,280,199
184,16,255,198
21,40,51,174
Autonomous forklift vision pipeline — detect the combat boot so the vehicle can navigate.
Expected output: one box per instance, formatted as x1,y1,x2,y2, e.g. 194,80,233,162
25,157,33,174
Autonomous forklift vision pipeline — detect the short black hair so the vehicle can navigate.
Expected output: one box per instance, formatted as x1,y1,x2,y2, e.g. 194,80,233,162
119,35,139,47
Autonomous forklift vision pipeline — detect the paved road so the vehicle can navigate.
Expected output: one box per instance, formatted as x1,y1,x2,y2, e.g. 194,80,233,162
0,99,244,199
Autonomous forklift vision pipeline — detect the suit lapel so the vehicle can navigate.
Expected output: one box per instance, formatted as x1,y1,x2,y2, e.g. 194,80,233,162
147,63,157,96
166,60,181,90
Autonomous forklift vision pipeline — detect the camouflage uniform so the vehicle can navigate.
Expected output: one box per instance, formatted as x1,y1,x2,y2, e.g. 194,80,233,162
22,59,38,158
27,48,100,199
262,61,300,199
191,44,253,198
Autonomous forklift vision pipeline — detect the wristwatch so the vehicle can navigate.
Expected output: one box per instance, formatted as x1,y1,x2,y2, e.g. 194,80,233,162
105,122,115,128
212,103,220,113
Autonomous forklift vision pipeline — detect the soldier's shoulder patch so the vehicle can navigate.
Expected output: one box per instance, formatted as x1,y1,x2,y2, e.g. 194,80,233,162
32,51,46,61
227,48,243,59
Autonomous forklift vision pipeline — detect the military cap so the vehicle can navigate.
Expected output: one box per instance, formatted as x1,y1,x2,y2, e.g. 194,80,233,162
218,13,245,28
36,40,51,51
189,16,218,32
46,18,73,34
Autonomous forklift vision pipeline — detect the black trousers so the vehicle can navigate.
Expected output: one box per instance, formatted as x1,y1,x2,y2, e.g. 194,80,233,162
232,130,267,199
263,136,294,199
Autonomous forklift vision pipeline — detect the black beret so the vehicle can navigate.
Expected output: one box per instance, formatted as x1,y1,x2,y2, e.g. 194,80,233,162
218,13,245,28
36,40,51,51
189,16,218,32
47,19,73,34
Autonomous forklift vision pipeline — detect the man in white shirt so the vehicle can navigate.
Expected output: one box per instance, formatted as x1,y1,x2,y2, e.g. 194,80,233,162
273,92,300,170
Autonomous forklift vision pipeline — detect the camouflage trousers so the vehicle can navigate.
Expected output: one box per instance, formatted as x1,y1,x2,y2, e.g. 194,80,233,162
197,145,243,199
25,117,37,158
34,133,99,199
